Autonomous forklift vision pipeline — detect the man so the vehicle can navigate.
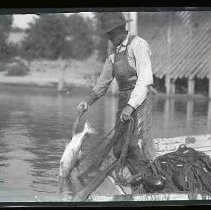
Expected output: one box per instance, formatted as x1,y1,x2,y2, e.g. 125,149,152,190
77,12,155,185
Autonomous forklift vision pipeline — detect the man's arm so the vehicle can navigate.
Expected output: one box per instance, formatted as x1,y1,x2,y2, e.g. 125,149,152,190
85,56,114,105
127,39,153,109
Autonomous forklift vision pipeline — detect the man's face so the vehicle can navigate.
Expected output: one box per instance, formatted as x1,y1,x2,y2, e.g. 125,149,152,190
106,25,126,47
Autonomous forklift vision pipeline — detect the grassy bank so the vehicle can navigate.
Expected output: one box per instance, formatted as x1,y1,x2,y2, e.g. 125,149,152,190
0,54,103,90
0,55,210,101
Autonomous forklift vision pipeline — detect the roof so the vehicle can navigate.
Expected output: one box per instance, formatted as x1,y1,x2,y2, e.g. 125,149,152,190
138,11,211,79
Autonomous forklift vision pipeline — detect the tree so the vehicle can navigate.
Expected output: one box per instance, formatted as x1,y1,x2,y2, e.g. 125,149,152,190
21,14,68,60
92,12,109,62
65,14,95,59
21,13,95,60
0,15,13,61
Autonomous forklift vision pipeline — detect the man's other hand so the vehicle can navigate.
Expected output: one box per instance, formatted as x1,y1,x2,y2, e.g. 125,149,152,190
120,105,134,123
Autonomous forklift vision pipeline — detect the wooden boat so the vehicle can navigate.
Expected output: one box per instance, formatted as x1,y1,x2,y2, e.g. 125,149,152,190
87,134,211,201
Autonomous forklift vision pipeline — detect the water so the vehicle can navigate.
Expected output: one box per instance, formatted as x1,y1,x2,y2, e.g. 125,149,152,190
0,86,210,202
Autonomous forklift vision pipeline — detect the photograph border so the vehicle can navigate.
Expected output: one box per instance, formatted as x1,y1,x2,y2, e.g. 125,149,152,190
0,0,211,208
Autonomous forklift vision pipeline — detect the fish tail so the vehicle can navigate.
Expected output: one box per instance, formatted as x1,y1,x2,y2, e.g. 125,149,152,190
84,121,97,135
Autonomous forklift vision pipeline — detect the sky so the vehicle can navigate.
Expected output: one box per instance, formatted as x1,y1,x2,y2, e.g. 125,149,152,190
12,12,94,29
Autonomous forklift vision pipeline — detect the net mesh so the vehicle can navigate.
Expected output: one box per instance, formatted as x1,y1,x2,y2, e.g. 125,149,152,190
122,144,211,196
73,121,211,200
77,120,128,186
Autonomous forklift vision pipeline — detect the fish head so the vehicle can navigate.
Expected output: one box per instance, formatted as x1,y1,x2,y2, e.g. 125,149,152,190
84,121,98,135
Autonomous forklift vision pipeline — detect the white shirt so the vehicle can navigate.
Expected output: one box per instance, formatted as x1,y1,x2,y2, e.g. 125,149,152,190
92,32,153,109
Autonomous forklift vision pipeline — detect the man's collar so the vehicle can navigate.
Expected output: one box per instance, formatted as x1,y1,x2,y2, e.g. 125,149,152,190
117,32,130,49
121,32,130,47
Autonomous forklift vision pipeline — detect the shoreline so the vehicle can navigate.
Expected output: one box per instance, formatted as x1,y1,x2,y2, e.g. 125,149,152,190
0,79,210,101
0,75,90,89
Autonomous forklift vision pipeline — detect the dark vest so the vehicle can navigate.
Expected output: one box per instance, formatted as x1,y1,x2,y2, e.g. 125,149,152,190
113,35,137,91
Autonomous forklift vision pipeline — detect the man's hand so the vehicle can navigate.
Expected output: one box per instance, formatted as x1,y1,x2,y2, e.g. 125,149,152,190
77,101,88,116
120,105,134,123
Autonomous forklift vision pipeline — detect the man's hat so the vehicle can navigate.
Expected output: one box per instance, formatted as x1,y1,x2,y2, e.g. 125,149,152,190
99,12,133,34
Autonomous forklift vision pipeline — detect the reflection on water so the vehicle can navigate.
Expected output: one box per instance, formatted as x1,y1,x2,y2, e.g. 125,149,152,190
152,97,211,138
0,86,210,201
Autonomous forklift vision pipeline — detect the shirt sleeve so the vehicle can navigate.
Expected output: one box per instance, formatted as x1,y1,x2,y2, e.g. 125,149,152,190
127,39,153,109
85,56,114,105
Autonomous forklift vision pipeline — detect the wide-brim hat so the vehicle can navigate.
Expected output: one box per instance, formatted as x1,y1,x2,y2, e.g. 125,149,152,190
98,12,133,34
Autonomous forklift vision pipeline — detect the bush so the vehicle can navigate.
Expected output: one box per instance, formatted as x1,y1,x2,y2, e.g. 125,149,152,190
7,61,30,76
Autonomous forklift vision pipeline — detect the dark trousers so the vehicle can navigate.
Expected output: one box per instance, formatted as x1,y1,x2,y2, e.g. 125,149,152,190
113,90,155,175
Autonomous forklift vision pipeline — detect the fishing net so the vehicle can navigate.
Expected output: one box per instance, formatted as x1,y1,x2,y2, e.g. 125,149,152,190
73,118,211,201
76,120,129,185
69,119,135,201
153,144,211,194
118,144,211,197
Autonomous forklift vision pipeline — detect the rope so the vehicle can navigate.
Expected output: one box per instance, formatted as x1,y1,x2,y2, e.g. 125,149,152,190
77,121,121,164
78,113,148,167
77,121,126,185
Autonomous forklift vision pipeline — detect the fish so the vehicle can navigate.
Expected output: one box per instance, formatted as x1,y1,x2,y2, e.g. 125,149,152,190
59,121,97,178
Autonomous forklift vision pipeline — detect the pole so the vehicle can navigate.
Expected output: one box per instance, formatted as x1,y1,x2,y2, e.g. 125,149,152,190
166,13,172,96
58,58,67,92
188,76,195,96
129,12,138,35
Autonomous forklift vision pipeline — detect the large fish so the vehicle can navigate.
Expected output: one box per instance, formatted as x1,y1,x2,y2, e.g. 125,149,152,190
59,121,97,178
